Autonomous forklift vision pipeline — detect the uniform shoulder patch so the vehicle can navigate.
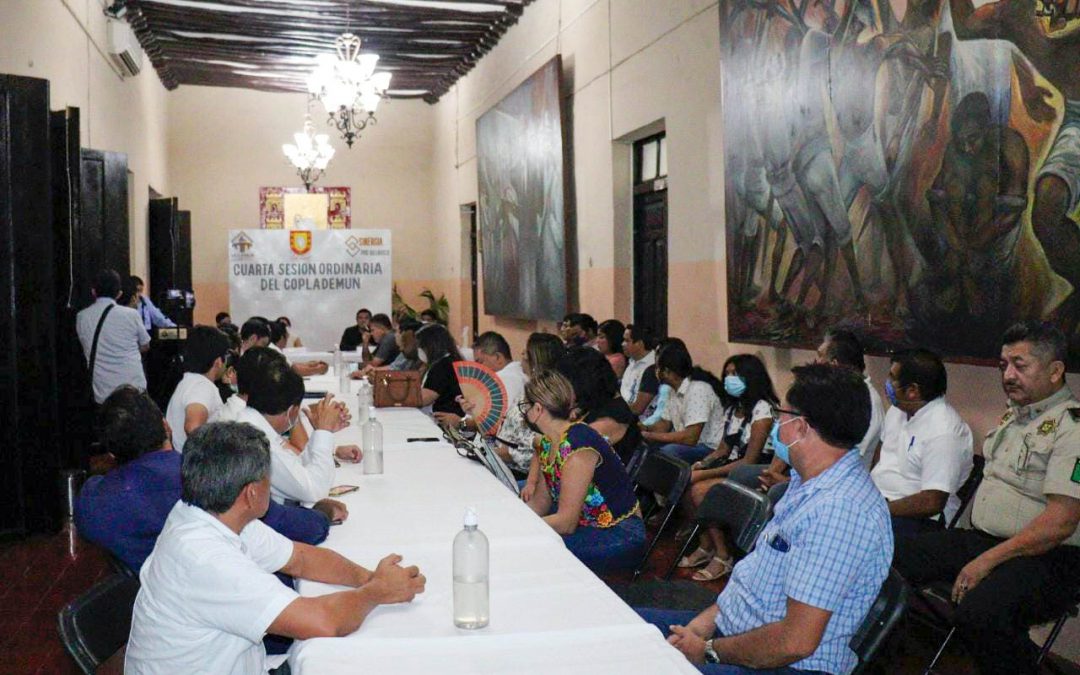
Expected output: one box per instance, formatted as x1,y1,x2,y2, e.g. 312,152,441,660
1001,410,1014,425
1072,458,1080,485
1038,419,1057,436
1069,408,1080,422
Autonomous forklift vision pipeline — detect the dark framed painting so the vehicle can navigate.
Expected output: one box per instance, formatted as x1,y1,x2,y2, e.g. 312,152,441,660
721,0,1080,369
476,56,570,321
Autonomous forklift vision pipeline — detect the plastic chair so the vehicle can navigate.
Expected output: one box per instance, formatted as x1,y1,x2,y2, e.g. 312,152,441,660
665,479,771,580
58,573,141,674
631,453,692,580
849,567,910,675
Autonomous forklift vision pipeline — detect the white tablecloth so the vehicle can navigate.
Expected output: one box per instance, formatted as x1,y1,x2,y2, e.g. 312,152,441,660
288,376,698,674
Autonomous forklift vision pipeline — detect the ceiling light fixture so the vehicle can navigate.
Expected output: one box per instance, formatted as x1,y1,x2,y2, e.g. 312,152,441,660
307,33,391,147
282,113,335,190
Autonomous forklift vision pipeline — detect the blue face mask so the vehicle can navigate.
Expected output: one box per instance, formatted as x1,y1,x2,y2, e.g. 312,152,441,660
884,379,898,406
724,375,747,397
770,417,801,465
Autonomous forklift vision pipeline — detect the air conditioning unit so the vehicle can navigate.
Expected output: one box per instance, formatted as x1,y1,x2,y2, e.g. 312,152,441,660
107,18,143,77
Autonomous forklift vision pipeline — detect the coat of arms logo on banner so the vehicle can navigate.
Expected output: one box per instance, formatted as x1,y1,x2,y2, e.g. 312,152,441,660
290,230,312,256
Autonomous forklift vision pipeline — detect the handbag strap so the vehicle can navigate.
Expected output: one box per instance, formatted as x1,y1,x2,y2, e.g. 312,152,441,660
88,304,116,377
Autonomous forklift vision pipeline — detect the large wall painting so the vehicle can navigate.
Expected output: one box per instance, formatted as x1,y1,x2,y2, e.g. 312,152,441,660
476,56,570,321
722,0,1080,367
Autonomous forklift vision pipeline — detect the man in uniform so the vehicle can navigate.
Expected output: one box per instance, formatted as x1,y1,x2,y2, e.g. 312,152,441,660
894,321,1080,674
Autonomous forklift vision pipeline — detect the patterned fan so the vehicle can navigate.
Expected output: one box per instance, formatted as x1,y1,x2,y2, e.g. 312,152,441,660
453,361,508,435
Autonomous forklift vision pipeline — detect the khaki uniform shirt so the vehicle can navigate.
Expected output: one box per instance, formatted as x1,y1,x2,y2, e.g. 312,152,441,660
971,386,1080,546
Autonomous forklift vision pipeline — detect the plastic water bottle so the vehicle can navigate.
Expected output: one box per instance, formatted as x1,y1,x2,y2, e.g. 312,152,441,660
361,407,383,475
332,343,343,375
453,507,489,629
338,363,351,395
356,378,372,425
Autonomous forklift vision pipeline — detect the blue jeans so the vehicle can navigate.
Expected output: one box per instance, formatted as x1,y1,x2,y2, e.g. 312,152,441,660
563,516,646,574
658,442,714,464
635,608,827,675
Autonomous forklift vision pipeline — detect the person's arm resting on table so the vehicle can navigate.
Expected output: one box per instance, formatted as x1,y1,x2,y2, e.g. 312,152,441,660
269,548,425,639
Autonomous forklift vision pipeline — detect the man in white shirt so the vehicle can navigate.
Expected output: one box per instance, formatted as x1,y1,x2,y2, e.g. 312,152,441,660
642,343,725,463
126,422,425,674
269,319,328,377
76,269,151,404
621,324,660,416
871,348,973,537
166,326,230,452
240,318,271,354
238,360,351,505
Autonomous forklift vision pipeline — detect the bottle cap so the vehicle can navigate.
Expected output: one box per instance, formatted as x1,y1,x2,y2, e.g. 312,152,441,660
463,507,478,528
369,405,377,418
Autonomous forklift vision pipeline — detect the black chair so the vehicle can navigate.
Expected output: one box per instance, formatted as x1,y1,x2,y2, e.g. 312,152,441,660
944,454,985,529
850,567,910,675
58,573,141,674
105,551,137,579
665,479,771,580
631,453,692,580
625,441,650,482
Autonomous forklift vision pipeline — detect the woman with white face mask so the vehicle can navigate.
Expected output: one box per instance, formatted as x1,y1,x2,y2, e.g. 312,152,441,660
415,324,465,418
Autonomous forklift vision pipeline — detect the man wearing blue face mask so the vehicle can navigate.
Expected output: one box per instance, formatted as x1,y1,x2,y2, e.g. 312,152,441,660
636,364,892,674
871,349,973,538
236,360,349,505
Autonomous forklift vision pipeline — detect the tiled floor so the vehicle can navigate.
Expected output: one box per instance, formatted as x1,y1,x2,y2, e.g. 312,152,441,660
4,518,1079,674
0,521,109,674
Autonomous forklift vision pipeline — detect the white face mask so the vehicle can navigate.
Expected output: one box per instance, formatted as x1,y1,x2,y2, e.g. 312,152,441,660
418,348,428,364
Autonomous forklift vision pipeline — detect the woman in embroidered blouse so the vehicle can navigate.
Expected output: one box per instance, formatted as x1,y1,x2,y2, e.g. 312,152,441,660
521,370,645,573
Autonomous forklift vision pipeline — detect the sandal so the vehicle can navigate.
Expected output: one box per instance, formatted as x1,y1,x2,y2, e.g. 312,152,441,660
692,556,734,582
677,546,713,568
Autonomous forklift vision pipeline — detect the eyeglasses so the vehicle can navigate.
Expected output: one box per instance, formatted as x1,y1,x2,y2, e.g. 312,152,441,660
774,407,803,419
517,400,534,417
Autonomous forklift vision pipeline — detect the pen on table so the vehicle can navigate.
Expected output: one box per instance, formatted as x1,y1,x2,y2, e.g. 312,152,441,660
407,437,440,443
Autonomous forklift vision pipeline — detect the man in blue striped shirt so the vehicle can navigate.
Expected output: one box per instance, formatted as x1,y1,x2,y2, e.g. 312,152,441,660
638,364,893,674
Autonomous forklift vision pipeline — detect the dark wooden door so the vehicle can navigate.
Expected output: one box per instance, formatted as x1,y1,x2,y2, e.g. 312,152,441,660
0,74,61,535
176,210,192,290
463,203,478,339
78,148,129,306
633,189,669,339
51,107,95,470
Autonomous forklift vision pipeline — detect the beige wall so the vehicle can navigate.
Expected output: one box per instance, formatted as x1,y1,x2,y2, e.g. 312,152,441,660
0,0,170,287
165,86,440,324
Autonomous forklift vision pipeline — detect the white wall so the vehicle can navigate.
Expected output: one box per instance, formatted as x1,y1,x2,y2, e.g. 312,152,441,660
0,0,170,286
165,86,438,323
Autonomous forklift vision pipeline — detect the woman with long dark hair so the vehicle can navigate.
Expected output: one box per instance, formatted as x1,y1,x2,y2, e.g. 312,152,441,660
678,353,779,581
596,319,627,380
554,346,641,465
415,324,465,417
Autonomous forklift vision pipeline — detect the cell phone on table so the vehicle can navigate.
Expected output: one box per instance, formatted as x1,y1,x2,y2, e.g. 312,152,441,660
329,485,359,497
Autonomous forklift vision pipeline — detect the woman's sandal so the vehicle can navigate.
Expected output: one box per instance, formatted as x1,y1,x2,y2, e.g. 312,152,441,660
677,546,713,568
692,556,734,582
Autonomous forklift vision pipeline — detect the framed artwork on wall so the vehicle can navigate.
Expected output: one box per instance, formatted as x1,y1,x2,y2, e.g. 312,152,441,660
720,0,1080,368
476,56,571,321
259,187,351,229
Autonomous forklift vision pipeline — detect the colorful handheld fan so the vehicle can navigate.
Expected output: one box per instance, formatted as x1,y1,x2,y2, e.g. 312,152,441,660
453,361,508,435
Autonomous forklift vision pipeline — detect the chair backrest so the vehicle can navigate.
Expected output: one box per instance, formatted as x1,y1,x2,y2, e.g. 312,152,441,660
625,442,650,481
58,573,141,674
849,567,910,675
696,480,771,554
633,452,691,504
948,454,986,529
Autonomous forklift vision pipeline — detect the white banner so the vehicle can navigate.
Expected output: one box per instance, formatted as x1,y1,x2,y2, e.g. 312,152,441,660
227,229,392,350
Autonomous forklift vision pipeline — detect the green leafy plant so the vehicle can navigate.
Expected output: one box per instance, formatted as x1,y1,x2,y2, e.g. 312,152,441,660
393,285,450,324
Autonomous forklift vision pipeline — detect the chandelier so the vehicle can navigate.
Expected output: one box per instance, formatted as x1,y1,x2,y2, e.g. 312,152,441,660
282,114,335,190
307,33,392,147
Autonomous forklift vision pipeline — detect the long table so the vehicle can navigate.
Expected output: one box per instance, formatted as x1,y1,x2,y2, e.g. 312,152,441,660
288,375,699,674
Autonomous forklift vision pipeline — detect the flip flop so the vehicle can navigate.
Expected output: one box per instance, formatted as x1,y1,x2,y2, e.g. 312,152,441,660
677,546,713,568
692,556,734,582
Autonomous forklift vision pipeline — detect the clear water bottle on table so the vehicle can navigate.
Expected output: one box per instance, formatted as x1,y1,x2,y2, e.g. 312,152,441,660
361,406,383,475
453,507,489,629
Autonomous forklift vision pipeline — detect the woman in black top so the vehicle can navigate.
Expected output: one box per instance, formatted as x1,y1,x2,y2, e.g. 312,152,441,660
416,324,465,416
555,346,641,465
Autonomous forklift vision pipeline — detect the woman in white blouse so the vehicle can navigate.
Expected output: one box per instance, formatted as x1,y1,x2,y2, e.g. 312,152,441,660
678,353,779,581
